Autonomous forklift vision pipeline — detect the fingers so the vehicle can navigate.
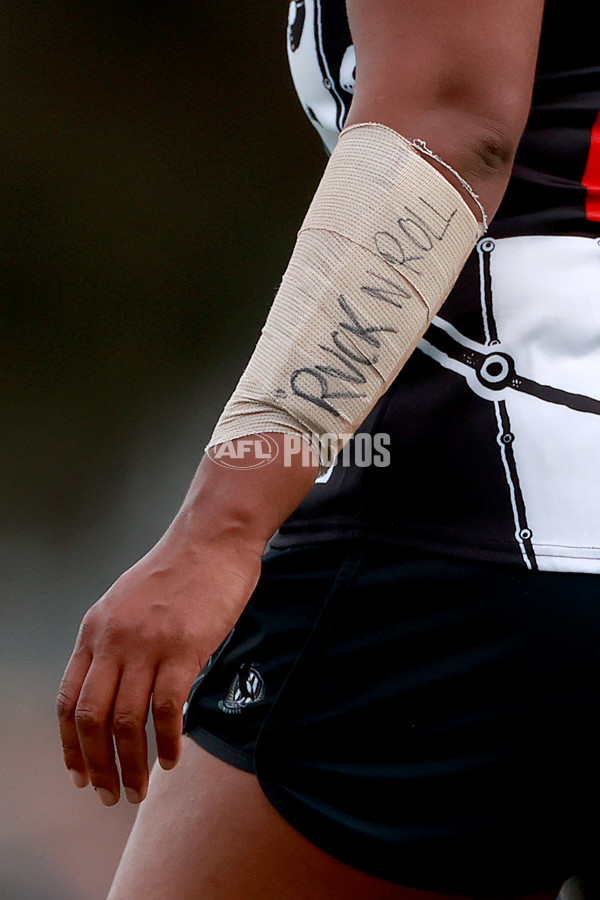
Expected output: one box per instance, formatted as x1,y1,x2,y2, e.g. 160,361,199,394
112,664,156,804
153,658,200,770
76,657,122,805
57,645,93,787
59,640,202,805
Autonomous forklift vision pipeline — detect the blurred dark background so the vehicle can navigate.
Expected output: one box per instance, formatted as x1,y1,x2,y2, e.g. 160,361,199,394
0,2,323,897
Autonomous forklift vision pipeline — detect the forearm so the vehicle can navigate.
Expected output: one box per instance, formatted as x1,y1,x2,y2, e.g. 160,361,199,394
173,2,545,558
169,434,319,554
176,123,524,552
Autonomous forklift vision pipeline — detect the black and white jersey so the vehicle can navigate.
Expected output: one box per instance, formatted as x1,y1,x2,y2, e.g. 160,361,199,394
274,0,600,573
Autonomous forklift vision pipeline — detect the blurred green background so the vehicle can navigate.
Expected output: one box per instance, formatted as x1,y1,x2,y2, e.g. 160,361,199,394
0,2,323,897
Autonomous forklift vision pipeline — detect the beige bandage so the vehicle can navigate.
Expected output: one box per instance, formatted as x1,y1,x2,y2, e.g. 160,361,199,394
207,122,483,468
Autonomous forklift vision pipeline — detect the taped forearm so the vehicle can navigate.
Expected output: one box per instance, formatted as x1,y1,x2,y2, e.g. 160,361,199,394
207,123,483,467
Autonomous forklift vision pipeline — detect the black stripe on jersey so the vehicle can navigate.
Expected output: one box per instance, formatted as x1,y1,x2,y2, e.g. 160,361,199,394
425,322,600,416
477,239,499,344
288,0,306,52
513,377,600,416
496,402,537,570
313,0,347,133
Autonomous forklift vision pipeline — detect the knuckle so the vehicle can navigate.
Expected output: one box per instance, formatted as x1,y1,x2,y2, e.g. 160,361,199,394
102,616,128,644
163,630,191,654
91,618,132,655
139,622,175,652
144,610,194,652
76,613,101,648
74,707,102,734
153,697,180,721
112,711,144,738
129,628,155,651
56,689,76,719
78,614,96,640
77,609,129,653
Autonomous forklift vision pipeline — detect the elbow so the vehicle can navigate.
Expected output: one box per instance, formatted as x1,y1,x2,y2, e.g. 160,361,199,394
440,110,525,221
460,116,520,182
345,89,527,218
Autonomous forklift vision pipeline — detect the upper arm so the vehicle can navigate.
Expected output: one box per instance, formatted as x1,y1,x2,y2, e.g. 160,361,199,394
345,0,545,215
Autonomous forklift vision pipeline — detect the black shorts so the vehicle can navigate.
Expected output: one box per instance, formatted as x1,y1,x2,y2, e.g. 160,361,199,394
183,543,600,898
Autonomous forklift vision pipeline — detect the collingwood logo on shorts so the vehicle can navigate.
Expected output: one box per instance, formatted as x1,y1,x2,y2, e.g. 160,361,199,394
218,662,265,714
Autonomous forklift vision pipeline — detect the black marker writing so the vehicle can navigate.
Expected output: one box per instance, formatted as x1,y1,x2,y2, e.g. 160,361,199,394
374,197,457,276
289,293,396,414
360,271,411,308
283,196,456,417
337,295,396,346
290,369,361,416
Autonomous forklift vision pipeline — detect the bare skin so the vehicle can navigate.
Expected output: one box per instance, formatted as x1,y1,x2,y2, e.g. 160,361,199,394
57,437,319,804
107,738,561,900
345,0,545,219
54,0,569,897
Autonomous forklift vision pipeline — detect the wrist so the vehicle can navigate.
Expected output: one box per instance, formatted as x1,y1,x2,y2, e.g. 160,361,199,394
170,435,318,554
170,492,270,557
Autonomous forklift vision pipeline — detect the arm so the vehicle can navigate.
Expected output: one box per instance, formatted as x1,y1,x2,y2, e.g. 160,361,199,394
57,437,318,805
58,0,544,807
345,0,544,219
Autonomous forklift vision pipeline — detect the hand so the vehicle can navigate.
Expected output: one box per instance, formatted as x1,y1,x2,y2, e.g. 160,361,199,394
57,436,318,807
57,526,262,806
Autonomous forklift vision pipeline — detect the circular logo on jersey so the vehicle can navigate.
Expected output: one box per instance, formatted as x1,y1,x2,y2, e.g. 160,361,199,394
218,663,266,715
477,352,515,390
206,433,280,469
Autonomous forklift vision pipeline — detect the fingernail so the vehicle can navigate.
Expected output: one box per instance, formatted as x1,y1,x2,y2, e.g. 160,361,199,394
94,787,118,807
125,787,144,804
159,758,177,771
68,769,88,789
